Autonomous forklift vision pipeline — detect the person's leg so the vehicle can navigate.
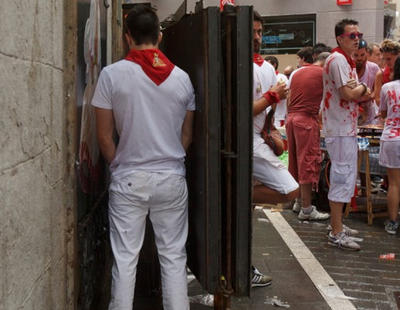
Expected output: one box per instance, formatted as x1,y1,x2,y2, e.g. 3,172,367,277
149,174,189,310
286,114,298,182
108,175,149,310
253,185,299,204
386,168,400,222
329,201,344,235
326,137,360,250
252,145,299,204
293,117,328,220
300,183,313,208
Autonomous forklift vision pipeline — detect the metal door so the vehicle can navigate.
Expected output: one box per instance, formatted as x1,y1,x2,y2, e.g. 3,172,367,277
162,7,222,293
162,5,253,297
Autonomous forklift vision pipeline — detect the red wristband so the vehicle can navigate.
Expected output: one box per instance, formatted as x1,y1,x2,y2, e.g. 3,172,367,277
263,91,280,104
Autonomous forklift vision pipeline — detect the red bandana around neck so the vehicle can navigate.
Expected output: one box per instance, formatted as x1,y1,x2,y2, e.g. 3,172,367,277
125,48,175,86
382,65,392,84
331,47,355,69
253,53,265,67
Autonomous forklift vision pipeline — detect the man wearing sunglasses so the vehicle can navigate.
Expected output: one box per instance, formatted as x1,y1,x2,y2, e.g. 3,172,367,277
321,19,371,251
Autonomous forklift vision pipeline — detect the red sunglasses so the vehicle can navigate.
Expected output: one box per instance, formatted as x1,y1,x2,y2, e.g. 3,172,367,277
340,32,363,40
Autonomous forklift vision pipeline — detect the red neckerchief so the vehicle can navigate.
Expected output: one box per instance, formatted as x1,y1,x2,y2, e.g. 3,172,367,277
253,53,264,67
331,47,355,69
383,65,392,84
275,70,279,75
125,48,175,86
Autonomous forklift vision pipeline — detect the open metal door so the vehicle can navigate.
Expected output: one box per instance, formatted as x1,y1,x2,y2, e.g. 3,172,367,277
223,6,253,297
161,7,222,293
162,4,253,301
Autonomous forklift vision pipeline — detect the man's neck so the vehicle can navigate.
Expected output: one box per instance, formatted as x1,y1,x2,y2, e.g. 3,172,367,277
129,43,158,50
339,46,353,58
356,63,366,78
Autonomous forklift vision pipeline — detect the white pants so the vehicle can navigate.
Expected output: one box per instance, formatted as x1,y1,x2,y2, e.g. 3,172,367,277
253,142,299,194
108,171,189,310
325,136,358,203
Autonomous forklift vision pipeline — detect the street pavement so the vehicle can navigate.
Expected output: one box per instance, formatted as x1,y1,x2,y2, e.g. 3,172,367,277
189,205,400,310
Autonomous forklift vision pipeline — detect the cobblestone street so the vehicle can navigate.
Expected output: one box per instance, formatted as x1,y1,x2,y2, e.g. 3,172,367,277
190,205,400,309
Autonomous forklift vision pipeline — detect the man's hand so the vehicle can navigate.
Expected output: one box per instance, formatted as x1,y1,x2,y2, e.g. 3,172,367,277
346,78,358,89
270,81,288,100
95,107,116,164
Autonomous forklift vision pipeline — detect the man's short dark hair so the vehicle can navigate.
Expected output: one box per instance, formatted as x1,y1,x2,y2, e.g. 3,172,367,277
253,11,263,23
313,43,332,56
392,56,400,80
264,56,279,70
297,47,313,64
125,5,159,45
335,19,359,38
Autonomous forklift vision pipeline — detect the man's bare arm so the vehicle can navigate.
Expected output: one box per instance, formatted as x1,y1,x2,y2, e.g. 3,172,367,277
95,107,116,164
374,70,383,106
339,84,369,102
181,111,194,151
253,82,287,116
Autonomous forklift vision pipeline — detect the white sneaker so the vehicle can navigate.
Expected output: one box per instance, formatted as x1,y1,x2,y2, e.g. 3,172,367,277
328,231,361,251
327,224,359,236
298,206,330,221
292,198,301,213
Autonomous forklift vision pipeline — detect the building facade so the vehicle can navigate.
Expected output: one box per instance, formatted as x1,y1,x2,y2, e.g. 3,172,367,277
0,1,77,309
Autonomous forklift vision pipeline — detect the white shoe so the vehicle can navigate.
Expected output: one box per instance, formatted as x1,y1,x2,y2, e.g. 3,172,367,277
327,224,359,236
292,198,301,213
328,231,361,251
298,206,330,221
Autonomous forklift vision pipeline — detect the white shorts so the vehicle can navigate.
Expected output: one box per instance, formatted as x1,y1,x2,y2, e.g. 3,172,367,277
379,140,400,168
108,171,189,310
253,142,299,194
325,136,358,203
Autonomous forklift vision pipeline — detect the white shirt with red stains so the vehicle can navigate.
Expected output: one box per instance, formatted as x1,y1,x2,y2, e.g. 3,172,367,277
253,61,277,147
321,52,359,137
380,80,400,141
358,61,380,125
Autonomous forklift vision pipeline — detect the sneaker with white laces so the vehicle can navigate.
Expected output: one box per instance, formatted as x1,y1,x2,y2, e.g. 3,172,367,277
327,224,359,236
292,198,301,213
298,206,330,221
328,231,361,250
384,220,399,235
251,266,272,287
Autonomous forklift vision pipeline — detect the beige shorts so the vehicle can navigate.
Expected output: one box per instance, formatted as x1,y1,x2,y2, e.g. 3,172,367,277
325,136,358,203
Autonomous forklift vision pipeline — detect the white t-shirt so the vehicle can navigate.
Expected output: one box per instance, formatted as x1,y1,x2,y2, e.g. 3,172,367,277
92,59,195,179
274,72,289,126
380,80,400,141
358,61,380,125
253,61,277,148
321,52,359,137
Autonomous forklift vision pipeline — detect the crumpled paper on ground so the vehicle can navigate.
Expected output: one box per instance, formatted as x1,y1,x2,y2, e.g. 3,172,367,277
264,296,290,308
189,294,214,307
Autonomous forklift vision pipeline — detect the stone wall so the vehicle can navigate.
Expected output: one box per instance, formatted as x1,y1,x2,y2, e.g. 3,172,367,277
0,1,76,309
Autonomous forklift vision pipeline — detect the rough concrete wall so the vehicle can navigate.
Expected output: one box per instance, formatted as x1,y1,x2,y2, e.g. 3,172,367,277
0,0,76,309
